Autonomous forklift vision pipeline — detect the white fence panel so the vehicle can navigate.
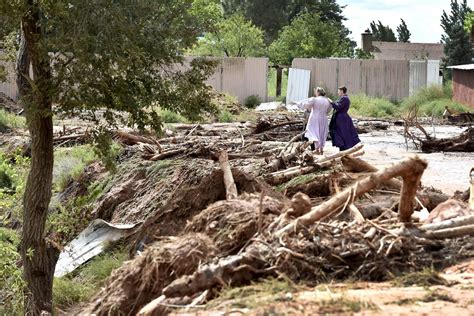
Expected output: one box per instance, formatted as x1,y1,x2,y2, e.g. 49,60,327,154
286,68,310,104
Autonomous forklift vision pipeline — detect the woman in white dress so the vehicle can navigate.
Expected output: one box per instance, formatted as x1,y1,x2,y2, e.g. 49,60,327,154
297,87,332,154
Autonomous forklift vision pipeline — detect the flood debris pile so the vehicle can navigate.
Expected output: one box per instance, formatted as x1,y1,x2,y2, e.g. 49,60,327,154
53,116,474,315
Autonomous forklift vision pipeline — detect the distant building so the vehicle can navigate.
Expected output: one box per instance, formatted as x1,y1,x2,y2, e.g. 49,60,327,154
448,64,474,108
361,31,445,61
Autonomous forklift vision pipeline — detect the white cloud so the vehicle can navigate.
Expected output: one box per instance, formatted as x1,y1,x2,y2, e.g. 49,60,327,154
339,0,474,46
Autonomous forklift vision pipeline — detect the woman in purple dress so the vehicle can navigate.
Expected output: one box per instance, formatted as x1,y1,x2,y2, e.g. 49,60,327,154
329,86,360,151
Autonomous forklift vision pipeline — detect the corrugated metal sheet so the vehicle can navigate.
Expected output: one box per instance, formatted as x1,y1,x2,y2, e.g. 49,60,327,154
427,60,442,86
409,60,427,95
448,64,474,70
286,68,311,104
385,60,410,100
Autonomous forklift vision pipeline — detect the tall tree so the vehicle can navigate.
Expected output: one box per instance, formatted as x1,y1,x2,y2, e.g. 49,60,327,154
369,20,397,42
441,0,472,79
191,14,266,57
0,1,216,314
269,12,340,65
397,19,411,42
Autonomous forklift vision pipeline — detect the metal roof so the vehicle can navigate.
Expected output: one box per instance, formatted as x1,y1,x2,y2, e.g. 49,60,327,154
447,64,474,70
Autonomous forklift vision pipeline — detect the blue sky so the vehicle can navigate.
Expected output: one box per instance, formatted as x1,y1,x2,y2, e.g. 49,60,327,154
339,0,474,46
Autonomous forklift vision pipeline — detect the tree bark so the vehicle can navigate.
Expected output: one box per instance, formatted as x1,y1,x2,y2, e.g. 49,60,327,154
218,150,238,200
19,4,59,314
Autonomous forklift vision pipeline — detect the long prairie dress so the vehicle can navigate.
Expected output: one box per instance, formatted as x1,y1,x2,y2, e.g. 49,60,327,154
329,95,360,150
297,96,332,148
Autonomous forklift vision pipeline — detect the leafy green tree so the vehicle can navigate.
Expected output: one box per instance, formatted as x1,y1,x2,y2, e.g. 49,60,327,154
441,0,472,79
269,12,340,65
191,14,266,57
397,19,411,42
0,0,216,313
369,20,397,42
465,12,474,33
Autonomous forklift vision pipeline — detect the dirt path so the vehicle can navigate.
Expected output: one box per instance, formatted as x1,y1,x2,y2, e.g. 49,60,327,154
324,125,473,195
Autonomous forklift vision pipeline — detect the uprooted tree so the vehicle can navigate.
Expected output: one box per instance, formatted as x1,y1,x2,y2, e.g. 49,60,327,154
0,0,217,314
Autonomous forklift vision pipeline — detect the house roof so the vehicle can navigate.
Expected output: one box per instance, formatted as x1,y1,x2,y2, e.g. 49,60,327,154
447,64,474,70
371,41,445,61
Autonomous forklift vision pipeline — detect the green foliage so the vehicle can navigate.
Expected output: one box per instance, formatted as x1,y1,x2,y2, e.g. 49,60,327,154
244,95,262,108
401,84,469,117
53,145,97,192
53,248,127,308
350,94,399,118
269,12,341,65
192,14,266,57
190,0,223,33
0,228,24,314
0,151,29,224
0,109,26,132
369,20,397,42
465,12,474,33
268,68,288,97
441,0,472,79
234,110,258,123
218,110,235,122
354,48,374,59
397,19,411,42
157,108,189,123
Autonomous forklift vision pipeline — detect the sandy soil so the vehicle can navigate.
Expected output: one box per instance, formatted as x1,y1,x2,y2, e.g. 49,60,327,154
324,125,473,195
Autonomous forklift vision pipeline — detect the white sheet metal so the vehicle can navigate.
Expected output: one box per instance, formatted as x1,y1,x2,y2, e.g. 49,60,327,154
255,101,284,112
427,60,442,86
409,60,427,96
54,219,138,277
286,68,311,105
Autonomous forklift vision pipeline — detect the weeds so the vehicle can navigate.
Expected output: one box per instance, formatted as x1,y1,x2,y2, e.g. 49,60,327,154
244,95,262,108
218,110,234,123
157,108,188,123
350,94,400,118
319,297,378,313
0,109,25,132
392,268,450,287
276,173,321,192
53,145,97,192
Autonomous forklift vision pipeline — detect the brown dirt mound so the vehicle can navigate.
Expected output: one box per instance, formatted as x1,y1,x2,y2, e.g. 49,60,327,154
185,194,285,254
84,234,216,315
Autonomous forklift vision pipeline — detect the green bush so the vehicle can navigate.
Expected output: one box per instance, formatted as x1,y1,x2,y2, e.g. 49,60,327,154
0,228,25,314
349,94,399,118
158,108,188,123
53,145,97,191
244,95,262,108
53,277,96,308
401,84,469,117
0,109,25,132
218,110,234,123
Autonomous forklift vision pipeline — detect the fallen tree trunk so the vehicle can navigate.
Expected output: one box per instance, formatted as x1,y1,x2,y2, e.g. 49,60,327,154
114,130,160,147
149,148,185,161
421,214,474,231
423,224,474,239
420,127,474,153
275,156,428,237
219,150,238,200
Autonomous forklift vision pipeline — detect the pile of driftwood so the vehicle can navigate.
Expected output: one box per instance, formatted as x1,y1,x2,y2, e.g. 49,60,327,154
79,117,473,316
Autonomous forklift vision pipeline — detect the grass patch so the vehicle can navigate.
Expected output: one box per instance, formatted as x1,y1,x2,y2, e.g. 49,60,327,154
53,145,97,191
319,297,378,313
53,248,127,308
218,110,234,123
421,289,457,303
276,173,321,192
207,278,297,309
401,84,470,117
268,68,288,98
0,228,24,314
392,268,450,287
157,108,189,123
350,94,400,118
233,110,258,123
0,109,25,132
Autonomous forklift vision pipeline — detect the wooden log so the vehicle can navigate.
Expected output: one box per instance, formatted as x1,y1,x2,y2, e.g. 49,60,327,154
219,150,238,200
149,148,185,161
333,177,365,224
341,156,401,190
114,130,160,147
421,214,474,231
277,131,305,158
275,156,428,237
423,224,474,239
137,295,166,316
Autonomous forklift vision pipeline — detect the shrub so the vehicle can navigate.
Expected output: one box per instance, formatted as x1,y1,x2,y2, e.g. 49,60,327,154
218,110,234,123
0,109,25,132
244,95,262,108
349,94,399,118
158,108,188,123
53,145,97,191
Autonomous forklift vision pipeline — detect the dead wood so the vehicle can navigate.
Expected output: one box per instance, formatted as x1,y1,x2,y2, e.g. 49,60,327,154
219,150,238,200
254,119,302,134
421,214,474,231
421,127,474,153
332,176,365,224
275,156,427,237
422,224,474,239
148,148,186,161
114,130,160,148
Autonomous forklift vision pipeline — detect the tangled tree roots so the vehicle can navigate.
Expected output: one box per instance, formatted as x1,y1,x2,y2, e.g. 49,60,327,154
185,194,284,254
85,234,217,315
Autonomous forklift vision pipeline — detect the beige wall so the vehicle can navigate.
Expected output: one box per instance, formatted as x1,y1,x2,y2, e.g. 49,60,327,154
0,59,18,100
292,58,410,101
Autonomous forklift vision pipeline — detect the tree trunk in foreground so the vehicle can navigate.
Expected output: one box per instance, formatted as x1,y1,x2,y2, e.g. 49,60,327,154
19,3,59,314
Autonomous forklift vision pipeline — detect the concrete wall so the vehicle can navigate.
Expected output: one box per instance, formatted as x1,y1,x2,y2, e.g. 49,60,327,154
292,58,410,101
0,59,17,100
452,69,474,108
